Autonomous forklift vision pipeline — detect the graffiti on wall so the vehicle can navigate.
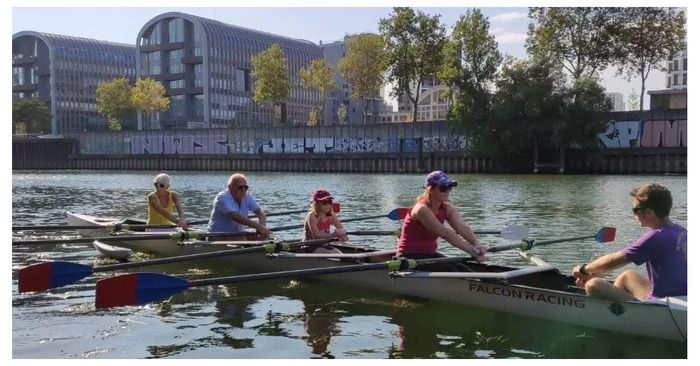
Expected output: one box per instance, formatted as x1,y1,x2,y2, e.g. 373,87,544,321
598,120,687,148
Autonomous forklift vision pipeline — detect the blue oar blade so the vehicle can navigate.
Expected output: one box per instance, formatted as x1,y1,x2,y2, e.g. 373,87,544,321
387,207,411,221
95,273,190,309
595,227,617,243
18,262,92,293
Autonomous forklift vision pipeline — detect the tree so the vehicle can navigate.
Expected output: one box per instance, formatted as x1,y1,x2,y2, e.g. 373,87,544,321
131,78,170,126
440,9,502,132
627,88,640,111
558,76,612,147
337,33,388,124
12,98,51,134
307,109,318,127
379,7,447,123
527,7,619,80
299,59,336,126
337,103,347,125
96,77,135,131
251,44,291,124
613,7,686,111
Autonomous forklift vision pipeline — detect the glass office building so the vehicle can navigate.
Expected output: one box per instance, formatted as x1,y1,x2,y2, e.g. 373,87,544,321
137,12,323,129
12,31,137,134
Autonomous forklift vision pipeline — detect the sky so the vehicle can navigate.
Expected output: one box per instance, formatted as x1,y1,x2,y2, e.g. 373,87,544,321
10,5,676,110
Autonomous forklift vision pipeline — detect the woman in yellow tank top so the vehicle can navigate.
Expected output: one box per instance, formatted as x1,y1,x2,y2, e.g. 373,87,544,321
147,173,188,229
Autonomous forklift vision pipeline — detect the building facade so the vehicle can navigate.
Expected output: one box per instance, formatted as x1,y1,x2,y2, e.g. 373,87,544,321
12,31,137,134
320,35,385,125
666,44,687,90
136,12,323,129
605,92,625,112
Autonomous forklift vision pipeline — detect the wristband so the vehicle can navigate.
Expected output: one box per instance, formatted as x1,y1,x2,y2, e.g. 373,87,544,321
580,263,590,275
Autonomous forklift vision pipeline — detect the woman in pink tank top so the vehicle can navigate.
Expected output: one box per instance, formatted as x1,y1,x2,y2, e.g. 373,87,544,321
396,171,487,262
302,189,348,253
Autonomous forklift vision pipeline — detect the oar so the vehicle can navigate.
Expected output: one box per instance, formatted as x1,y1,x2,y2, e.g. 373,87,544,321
17,238,339,293
475,227,616,255
12,205,340,232
12,206,401,246
346,226,530,240
94,256,466,309
267,207,411,232
11,230,248,247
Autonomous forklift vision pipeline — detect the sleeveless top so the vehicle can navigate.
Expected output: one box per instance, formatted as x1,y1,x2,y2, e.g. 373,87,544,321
147,190,174,225
302,214,333,241
396,201,448,255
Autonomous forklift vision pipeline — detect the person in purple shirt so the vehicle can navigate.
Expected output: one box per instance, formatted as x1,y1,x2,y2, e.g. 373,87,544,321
206,173,270,239
572,183,686,301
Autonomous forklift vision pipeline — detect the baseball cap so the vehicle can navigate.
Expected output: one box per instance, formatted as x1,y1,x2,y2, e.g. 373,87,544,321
424,170,458,188
311,189,334,202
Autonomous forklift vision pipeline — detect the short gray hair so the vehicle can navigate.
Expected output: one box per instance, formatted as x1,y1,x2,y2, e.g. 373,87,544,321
227,173,247,186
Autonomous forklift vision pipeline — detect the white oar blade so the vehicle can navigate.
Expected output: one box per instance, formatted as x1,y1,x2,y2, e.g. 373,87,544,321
500,226,529,240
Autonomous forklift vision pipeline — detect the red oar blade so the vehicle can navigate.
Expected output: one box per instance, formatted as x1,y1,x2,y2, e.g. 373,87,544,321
387,207,411,221
95,273,190,309
332,202,340,213
18,262,93,293
595,227,616,243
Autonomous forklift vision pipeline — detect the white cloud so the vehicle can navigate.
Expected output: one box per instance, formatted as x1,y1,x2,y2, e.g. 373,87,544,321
493,31,527,44
491,11,527,23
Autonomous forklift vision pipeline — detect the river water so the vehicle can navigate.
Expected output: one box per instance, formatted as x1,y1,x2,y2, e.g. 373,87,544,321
11,171,687,358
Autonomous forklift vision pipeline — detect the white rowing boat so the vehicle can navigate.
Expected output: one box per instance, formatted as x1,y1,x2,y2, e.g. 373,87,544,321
66,212,687,342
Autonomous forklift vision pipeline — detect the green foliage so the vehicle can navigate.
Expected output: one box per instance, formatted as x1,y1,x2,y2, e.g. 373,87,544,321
299,59,336,124
96,77,135,129
337,103,347,125
131,78,169,115
441,9,502,134
461,57,610,171
380,7,447,123
252,44,291,123
613,7,686,111
527,7,618,80
307,109,318,127
12,98,51,134
627,89,640,111
338,33,387,124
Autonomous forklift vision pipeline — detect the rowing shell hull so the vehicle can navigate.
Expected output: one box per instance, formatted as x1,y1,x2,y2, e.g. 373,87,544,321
66,212,687,342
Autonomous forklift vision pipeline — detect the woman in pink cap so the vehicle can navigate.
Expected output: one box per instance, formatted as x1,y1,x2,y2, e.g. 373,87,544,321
302,188,348,253
396,171,487,264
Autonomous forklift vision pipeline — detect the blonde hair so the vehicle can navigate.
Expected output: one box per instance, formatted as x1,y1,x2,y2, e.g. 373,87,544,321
416,186,433,204
154,173,170,187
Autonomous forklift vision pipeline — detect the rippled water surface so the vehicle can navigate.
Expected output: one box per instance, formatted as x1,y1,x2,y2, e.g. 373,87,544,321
12,171,687,358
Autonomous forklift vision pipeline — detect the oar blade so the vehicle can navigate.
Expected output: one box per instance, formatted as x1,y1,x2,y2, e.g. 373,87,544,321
95,273,190,309
332,202,340,213
595,227,616,243
387,207,411,221
500,226,530,240
18,262,93,293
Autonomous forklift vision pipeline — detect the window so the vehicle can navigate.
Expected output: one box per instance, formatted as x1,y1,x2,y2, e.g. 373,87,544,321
683,58,687,71
683,73,687,86
673,74,678,85
674,60,678,71
667,77,671,88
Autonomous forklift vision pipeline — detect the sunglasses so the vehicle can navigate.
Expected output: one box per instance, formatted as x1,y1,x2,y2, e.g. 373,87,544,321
438,185,453,193
236,185,249,191
320,200,333,205
632,206,647,214
154,183,167,189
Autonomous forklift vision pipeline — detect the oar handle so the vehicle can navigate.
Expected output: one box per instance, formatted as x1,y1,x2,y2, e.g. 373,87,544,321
473,230,499,235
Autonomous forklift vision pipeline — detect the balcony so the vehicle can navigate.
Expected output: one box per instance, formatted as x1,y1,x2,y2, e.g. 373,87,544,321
181,55,203,64
12,84,37,92
140,42,185,52
151,72,185,82
169,86,204,95
12,56,35,66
